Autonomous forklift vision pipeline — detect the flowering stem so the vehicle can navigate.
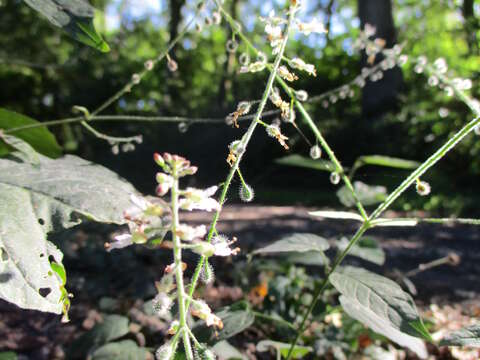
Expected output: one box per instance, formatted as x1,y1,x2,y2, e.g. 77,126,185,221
185,2,297,313
217,4,368,221
286,114,480,358
170,173,194,360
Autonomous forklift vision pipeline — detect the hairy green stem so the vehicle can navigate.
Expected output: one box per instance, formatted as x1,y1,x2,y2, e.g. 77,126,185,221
285,223,369,359
170,174,194,359
219,4,368,221
185,2,297,312
286,115,480,358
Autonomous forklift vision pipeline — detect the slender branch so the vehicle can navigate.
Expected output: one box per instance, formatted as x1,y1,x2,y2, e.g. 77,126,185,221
218,5,368,221
252,311,296,330
4,111,280,134
185,1,297,312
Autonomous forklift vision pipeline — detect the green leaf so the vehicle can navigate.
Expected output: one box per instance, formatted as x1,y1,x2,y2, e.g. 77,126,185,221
0,352,17,360
440,324,480,347
352,155,420,176
91,340,150,360
256,340,312,359
0,133,40,165
23,0,110,52
337,237,385,265
283,251,330,266
0,151,139,314
194,302,255,343
275,154,335,172
212,341,247,360
330,267,430,358
69,315,130,357
336,181,387,207
0,108,62,158
253,233,330,255
309,210,364,221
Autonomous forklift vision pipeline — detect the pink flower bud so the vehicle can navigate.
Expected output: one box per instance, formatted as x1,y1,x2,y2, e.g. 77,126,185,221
153,153,164,167
156,183,171,196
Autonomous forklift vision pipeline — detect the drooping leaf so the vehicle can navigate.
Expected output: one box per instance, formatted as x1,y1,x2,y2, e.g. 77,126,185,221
91,340,150,360
353,155,420,172
440,324,480,347
0,150,139,314
69,315,130,358
336,181,387,207
0,133,40,165
253,233,330,255
337,237,385,265
330,267,430,359
0,108,62,158
212,341,248,360
23,0,110,52
256,340,312,359
275,154,335,172
283,251,330,266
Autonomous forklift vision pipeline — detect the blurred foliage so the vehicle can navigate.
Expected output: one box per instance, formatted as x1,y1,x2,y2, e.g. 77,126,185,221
0,0,478,214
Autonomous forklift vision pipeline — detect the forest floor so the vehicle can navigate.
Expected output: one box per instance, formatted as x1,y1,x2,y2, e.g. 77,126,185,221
1,205,479,359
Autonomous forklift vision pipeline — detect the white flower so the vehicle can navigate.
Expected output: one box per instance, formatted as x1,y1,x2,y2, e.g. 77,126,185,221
288,57,316,76
416,180,431,196
152,292,172,317
296,18,327,35
212,235,240,256
179,186,220,211
191,299,224,329
105,233,133,252
176,224,207,241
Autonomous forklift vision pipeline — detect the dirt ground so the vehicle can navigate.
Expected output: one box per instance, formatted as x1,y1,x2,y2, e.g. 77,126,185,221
1,205,479,359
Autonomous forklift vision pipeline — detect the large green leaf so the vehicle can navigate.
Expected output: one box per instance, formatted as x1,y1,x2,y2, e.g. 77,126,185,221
440,324,480,347
91,340,150,360
0,108,62,158
336,181,387,207
69,315,130,358
0,149,138,315
212,341,247,360
337,237,386,265
256,340,312,359
275,154,335,172
23,0,110,52
253,233,330,255
351,155,420,177
194,302,255,343
330,267,430,359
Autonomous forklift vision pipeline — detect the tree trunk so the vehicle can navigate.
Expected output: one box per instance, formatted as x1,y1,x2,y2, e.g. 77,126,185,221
358,0,402,117
462,0,479,54
217,0,238,110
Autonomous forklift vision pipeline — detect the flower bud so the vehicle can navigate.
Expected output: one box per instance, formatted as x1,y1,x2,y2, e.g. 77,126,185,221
310,145,322,159
153,153,165,167
156,183,171,196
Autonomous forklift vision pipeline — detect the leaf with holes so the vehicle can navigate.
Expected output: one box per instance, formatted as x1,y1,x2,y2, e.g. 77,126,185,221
0,142,139,315
23,0,110,52
253,233,330,255
440,324,480,347
330,267,431,359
